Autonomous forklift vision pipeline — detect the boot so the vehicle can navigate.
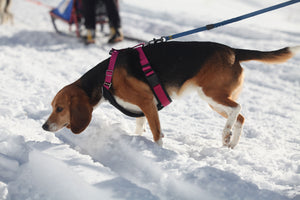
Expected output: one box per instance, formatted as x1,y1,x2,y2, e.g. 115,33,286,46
83,29,95,44
108,27,123,43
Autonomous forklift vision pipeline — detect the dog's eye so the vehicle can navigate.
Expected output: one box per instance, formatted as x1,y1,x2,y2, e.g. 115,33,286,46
56,107,63,113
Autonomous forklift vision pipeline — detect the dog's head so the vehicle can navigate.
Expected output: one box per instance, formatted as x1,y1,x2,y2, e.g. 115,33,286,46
42,84,93,134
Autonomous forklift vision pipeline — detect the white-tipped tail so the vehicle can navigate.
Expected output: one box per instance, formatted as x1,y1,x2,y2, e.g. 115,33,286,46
289,46,300,55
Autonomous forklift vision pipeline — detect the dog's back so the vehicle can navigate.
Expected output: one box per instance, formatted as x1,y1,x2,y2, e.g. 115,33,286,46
117,42,234,91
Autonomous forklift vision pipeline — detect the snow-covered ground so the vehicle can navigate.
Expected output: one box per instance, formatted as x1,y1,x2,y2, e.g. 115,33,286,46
1,0,300,199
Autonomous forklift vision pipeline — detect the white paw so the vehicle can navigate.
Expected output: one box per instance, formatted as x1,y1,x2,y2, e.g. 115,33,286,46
135,127,146,135
227,141,238,149
222,131,232,146
155,138,163,147
227,135,240,149
155,133,164,147
135,117,146,135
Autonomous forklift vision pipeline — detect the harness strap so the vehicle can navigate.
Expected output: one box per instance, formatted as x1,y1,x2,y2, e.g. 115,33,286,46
136,47,172,107
103,50,119,89
102,46,172,117
102,88,145,117
102,49,145,117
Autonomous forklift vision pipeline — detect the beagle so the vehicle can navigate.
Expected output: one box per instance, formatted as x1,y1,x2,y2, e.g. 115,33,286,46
0,0,13,24
42,41,299,148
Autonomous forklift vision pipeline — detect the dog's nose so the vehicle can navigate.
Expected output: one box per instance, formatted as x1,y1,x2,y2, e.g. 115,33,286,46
42,123,49,131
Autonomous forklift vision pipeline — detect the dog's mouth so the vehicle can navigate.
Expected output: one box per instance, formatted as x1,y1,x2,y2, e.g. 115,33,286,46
65,123,70,129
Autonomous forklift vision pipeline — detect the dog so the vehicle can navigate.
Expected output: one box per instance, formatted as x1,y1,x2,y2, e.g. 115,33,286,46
0,0,13,24
42,41,299,148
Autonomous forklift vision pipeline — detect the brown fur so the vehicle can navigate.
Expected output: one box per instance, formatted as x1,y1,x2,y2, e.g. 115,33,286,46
44,84,93,134
113,68,162,141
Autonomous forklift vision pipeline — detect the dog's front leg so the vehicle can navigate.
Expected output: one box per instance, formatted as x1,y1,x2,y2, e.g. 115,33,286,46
135,117,146,135
112,70,163,146
139,102,163,146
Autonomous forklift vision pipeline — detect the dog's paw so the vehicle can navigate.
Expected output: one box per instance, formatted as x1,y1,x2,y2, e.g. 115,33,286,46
135,117,146,135
227,134,241,149
155,133,164,147
155,138,163,147
227,141,238,149
222,131,232,146
134,127,146,135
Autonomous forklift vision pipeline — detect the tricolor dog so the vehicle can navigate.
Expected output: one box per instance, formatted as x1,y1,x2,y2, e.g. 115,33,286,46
42,41,299,148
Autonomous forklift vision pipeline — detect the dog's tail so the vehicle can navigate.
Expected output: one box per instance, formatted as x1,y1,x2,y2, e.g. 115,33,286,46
235,46,300,64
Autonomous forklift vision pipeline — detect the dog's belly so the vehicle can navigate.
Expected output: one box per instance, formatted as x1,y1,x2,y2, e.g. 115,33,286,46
114,82,198,114
167,79,198,99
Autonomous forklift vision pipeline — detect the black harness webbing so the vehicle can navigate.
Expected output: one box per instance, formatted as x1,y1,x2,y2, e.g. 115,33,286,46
103,88,145,117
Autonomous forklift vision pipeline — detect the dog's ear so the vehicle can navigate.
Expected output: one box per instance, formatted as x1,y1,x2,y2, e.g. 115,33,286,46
70,95,93,134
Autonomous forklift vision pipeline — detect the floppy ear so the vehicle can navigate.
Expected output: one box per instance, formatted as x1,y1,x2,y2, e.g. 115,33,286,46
70,95,93,134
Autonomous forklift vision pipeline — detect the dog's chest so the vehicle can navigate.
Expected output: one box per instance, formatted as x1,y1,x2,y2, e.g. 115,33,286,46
114,96,143,113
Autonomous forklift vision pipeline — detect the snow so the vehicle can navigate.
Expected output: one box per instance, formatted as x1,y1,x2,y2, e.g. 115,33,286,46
0,0,300,199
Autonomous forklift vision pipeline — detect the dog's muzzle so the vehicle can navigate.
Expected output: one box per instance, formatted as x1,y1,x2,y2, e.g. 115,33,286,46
42,122,50,131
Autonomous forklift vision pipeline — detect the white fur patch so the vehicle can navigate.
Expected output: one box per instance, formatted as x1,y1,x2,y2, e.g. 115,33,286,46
197,88,232,115
156,138,163,147
289,46,300,55
169,83,197,99
114,96,143,113
229,121,243,148
48,123,59,132
197,87,242,148
135,117,146,135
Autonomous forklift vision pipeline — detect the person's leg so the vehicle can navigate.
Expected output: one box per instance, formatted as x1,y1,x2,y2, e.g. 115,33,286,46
82,0,96,43
102,0,123,43
83,0,96,30
102,0,120,28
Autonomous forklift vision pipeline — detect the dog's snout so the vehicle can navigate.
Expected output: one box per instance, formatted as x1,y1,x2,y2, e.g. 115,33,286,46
42,123,49,131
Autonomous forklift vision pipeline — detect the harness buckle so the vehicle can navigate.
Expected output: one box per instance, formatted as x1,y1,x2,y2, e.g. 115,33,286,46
109,48,117,55
104,82,112,88
146,37,166,46
106,69,114,77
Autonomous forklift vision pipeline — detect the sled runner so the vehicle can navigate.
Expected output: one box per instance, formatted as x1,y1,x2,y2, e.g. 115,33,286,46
50,0,111,37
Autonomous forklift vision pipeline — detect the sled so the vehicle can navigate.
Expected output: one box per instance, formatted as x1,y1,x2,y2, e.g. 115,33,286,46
50,0,148,43
49,0,112,37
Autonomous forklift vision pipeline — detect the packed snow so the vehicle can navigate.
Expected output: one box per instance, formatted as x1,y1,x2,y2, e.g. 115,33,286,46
0,0,300,199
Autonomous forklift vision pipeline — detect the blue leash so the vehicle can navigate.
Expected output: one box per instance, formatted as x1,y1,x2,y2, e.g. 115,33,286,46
149,0,300,43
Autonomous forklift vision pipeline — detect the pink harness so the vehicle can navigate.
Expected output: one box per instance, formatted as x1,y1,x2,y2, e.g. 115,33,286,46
103,46,172,117
136,47,171,107
103,50,119,90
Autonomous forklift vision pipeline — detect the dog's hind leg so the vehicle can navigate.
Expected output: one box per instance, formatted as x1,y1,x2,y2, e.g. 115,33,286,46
198,88,244,148
230,114,244,148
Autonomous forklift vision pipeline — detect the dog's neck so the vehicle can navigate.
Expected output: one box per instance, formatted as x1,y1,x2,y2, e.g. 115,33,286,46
76,58,110,106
